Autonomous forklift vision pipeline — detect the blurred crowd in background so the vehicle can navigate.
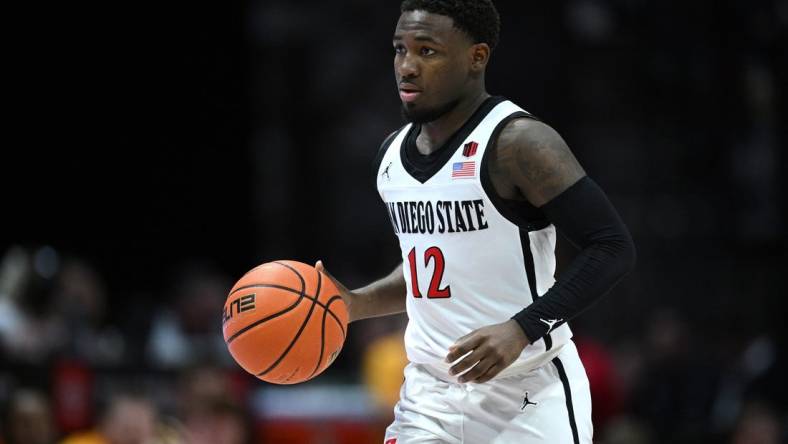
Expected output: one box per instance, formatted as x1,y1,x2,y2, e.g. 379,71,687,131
0,244,784,443
2,0,786,443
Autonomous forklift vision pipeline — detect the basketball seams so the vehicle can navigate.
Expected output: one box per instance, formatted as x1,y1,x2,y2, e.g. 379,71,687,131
225,293,303,344
309,268,328,379
231,262,294,294
227,283,346,337
224,261,348,384
324,296,346,339
257,263,321,379
306,296,346,379
225,263,308,345
273,261,306,294
307,293,346,379
237,263,267,280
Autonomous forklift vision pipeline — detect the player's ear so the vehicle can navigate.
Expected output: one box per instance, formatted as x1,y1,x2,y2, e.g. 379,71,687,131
469,43,490,73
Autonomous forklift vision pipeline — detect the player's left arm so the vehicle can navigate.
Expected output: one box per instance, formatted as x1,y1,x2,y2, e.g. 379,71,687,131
446,118,636,383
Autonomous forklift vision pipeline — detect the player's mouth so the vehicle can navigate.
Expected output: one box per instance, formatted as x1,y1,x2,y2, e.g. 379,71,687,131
399,84,422,103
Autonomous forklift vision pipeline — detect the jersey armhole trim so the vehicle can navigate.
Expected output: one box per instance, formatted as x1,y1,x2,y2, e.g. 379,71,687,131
479,112,551,232
373,126,406,185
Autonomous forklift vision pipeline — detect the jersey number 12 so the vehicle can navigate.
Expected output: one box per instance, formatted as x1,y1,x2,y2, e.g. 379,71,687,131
407,246,451,298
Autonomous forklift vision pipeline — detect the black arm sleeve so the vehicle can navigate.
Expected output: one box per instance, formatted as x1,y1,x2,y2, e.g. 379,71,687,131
511,176,636,343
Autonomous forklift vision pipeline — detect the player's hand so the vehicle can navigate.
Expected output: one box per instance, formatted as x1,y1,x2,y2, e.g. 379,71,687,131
445,320,530,383
315,260,360,323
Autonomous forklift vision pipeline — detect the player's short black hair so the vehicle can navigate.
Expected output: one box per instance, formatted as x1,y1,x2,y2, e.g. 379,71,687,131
400,0,500,50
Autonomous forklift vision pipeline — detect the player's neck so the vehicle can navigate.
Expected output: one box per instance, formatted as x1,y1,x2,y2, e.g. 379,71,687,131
417,90,490,156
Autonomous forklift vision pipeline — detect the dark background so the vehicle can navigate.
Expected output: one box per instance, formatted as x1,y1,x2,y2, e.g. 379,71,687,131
2,1,786,443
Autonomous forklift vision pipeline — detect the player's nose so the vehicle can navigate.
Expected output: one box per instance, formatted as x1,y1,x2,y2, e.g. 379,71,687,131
396,52,420,79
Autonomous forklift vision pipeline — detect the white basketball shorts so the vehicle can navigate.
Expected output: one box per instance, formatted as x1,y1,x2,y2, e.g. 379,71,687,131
384,340,592,443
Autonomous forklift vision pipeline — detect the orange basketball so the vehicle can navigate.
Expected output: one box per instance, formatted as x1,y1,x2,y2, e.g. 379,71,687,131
222,260,348,384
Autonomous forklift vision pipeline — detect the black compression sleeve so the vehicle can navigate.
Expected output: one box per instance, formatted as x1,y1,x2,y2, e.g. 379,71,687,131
511,176,636,343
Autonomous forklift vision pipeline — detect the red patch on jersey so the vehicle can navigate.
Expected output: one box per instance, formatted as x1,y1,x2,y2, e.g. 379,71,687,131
462,141,478,157
385,439,397,444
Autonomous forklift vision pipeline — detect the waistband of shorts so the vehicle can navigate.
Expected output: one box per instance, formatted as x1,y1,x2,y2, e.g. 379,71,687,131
417,342,567,383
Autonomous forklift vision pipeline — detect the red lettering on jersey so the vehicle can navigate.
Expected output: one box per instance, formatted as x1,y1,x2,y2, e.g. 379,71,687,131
385,439,397,444
407,247,422,297
424,247,451,298
408,246,451,299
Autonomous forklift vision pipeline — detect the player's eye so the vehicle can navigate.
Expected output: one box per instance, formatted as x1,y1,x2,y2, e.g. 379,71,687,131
394,44,406,55
420,47,436,56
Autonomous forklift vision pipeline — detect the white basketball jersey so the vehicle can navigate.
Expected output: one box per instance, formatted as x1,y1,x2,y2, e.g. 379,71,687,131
376,98,572,379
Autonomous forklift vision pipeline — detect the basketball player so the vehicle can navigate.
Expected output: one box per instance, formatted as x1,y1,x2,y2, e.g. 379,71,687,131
317,1,636,442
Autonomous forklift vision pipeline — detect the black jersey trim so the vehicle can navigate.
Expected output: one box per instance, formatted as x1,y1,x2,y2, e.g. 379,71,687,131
400,96,506,184
519,230,539,305
484,111,554,348
553,357,580,444
518,228,553,350
479,111,550,232
372,126,407,186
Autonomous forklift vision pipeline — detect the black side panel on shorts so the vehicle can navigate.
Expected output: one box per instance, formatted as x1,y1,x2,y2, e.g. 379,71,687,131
552,357,580,444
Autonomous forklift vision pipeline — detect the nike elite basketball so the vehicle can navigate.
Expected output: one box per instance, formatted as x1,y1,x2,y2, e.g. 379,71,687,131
222,261,348,384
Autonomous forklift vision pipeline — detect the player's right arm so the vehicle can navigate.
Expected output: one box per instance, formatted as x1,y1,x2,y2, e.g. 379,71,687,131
312,131,409,322
316,261,406,322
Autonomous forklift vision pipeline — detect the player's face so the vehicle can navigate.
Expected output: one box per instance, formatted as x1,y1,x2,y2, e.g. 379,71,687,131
393,10,475,123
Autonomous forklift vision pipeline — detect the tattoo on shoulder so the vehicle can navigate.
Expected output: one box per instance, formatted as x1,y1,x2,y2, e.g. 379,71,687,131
498,119,585,207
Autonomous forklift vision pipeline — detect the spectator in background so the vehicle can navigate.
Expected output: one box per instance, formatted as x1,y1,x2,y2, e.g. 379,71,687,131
146,263,233,368
601,416,654,444
60,393,158,444
0,246,61,363
361,327,408,418
0,246,124,365
730,402,783,444
181,399,250,444
50,258,124,365
630,307,722,443
2,389,55,444
176,366,236,419
574,334,624,434
176,366,251,444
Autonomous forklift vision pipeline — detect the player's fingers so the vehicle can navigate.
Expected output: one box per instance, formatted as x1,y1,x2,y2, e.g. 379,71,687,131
315,261,348,292
446,334,484,363
454,329,475,343
315,260,336,284
473,364,504,384
458,358,494,383
449,347,485,375
316,260,359,322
